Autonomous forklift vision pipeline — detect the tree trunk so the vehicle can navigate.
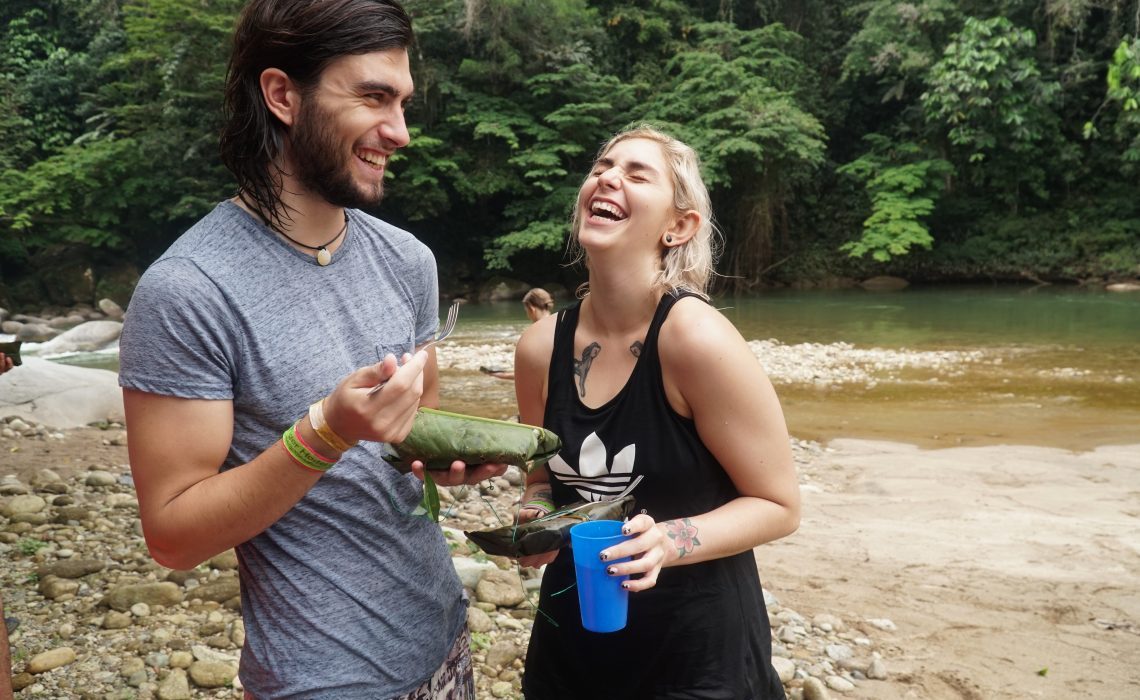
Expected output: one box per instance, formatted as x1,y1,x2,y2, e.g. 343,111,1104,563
724,190,775,291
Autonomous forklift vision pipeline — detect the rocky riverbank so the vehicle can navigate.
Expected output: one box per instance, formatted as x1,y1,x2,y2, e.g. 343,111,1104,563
1,419,888,699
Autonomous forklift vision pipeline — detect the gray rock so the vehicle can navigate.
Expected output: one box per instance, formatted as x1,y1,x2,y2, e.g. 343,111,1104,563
103,611,132,629
802,677,832,700
0,358,124,428
99,298,126,319
484,640,523,671
48,314,86,329
190,645,238,665
85,470,118,487
16,323,59,342
825,643,854,661
1106,281,1140,292
191,577,241,603
169,651,193,669
208,549,239,570
156,668,191,700
30,468,64,488
772,656,797,683
38,575,80,600
3,494,46,516
27,646,78,673
474,568,525,608
31,319,123,355
467,606,494,633
120,657,146,679
103,582,184,612
55,505,91,523
188,660,237,688
38,558,107,579
866,657,888,680
0,476,30,495
453,557,497,589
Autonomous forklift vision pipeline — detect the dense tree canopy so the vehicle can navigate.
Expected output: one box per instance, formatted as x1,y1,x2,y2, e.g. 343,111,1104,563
2,0,1138,296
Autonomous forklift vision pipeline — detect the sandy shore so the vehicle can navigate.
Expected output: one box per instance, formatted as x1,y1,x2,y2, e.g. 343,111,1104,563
763,439,1140,699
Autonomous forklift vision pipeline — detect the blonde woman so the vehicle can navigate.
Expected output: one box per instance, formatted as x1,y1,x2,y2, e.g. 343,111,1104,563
513,126,800,698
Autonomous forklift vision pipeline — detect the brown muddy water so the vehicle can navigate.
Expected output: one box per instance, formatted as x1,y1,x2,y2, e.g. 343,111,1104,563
439,285,1140,451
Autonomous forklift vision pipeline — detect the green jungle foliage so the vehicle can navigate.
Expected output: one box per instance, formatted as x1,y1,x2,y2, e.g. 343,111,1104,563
2,0,1139,292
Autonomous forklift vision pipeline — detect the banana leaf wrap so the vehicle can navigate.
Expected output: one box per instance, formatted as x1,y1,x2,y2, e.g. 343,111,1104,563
0,341,22,366
464,496,637,558
382,407,561,473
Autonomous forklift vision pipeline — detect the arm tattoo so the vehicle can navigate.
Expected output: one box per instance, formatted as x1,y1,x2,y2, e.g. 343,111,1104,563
573,342,601,397
629,340,643,358
664,518,701,559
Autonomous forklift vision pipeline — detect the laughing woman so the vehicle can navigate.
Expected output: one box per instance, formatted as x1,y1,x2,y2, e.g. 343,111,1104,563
513,125,801,699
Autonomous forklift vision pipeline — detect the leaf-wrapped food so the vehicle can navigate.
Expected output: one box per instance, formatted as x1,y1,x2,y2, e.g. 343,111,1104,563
464,496,637,558
382,407,561,473
0,341,22,366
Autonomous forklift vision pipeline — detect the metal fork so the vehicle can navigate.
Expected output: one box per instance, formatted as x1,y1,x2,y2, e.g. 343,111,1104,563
367,301,459,396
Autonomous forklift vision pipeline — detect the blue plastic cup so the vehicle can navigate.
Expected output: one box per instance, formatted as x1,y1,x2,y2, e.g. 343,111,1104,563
570,519,632,633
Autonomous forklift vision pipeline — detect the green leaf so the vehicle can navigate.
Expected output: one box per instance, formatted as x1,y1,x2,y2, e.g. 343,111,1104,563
412,473,442,524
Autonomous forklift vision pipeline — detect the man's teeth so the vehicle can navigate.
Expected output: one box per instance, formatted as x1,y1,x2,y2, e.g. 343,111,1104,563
590,201,625,220
357,151,386,167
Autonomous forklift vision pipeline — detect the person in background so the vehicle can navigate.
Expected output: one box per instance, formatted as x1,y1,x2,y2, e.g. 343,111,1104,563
481,288,556,381
512,125,801,698
521,287,555,323
117,1,503,697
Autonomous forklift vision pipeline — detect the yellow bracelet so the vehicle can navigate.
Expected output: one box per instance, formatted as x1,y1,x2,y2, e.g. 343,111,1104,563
308,399,358,453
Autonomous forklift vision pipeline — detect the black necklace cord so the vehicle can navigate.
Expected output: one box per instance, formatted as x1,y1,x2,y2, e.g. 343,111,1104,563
240,195,348,266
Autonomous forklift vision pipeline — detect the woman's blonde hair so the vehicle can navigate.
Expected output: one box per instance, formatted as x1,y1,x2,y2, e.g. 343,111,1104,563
569,124,720,298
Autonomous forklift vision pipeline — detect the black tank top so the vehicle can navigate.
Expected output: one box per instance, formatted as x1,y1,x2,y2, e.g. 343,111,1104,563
523,292,786,700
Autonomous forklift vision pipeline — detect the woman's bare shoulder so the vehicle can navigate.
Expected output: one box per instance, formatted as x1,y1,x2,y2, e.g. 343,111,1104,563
660,295,742,356
516,312,558,367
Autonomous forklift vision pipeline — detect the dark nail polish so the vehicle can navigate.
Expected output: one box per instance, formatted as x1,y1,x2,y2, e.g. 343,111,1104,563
606,566,616,576
621,582,630,590
621,527,630,535
599,552,608,561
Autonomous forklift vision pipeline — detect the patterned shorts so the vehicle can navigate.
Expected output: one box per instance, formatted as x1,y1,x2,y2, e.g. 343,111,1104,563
243,627,475,700
395,626,476,700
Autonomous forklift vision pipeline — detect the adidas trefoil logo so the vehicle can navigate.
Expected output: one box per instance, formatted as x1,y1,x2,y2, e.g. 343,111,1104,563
548,431,635,502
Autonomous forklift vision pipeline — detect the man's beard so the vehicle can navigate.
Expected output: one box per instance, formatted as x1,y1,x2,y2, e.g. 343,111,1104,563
288,97,385,209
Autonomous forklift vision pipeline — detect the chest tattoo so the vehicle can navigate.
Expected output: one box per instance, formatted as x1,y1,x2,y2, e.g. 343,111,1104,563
573,342,601,397
629,340,643,358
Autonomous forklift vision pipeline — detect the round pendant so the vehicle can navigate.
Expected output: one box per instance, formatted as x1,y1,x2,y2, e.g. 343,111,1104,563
316,248,332,266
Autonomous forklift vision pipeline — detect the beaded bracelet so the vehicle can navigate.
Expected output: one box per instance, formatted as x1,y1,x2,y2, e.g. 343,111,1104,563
308,399,357,453
281,422,336,473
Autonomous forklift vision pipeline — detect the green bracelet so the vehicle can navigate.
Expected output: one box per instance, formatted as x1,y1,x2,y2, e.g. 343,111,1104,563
522,498,555,515
282,423,335,473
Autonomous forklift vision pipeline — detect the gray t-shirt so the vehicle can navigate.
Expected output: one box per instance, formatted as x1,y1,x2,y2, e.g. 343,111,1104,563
119,201,464,698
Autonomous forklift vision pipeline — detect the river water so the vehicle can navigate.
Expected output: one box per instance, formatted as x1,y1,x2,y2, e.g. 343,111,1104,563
38,284,1140,450
436,285,1140,450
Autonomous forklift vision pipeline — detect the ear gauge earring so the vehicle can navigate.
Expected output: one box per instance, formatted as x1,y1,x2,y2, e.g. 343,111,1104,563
665,235,673,244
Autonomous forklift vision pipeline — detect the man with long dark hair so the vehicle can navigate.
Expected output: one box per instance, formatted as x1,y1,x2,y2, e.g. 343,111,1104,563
118,1,504,696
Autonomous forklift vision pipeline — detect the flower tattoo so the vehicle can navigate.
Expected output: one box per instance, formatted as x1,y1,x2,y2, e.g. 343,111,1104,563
665,518,701,558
